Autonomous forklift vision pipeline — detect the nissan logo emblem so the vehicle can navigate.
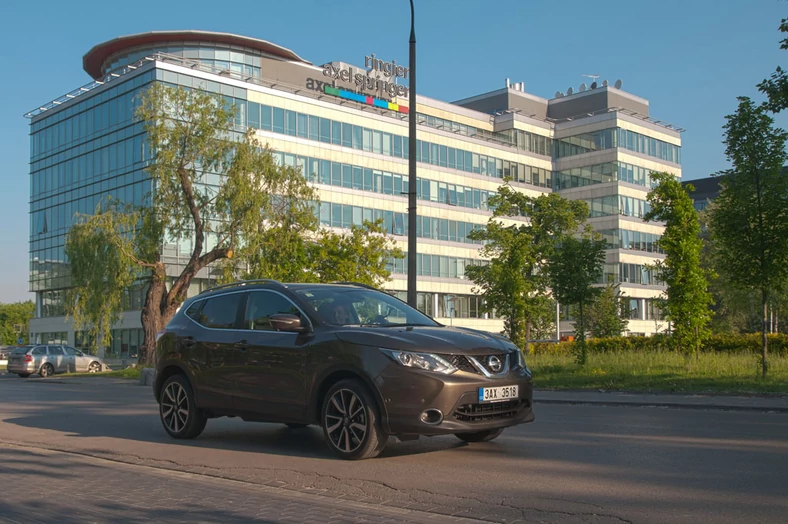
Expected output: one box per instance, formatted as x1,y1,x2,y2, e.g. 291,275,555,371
487,355,503,372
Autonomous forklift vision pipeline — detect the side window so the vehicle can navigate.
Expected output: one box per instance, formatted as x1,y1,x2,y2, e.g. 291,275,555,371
32,347,46,356
197,293,244,329
49,346,65,356
185,301,204,321
245,291,302,331
64,347,79,356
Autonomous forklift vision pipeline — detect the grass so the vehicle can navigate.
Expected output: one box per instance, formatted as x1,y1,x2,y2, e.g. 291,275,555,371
528,350,788,395
62,367,143,379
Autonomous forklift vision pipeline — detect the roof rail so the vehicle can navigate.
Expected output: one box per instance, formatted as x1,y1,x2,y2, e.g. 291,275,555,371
200,279,285,295
332,281,379,291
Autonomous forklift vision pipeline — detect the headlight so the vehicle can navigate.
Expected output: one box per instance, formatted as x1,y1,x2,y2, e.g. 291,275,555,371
515,349,531,374
380,349,457,375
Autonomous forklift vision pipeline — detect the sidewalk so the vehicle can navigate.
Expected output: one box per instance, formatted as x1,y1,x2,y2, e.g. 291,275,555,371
534,389,788,412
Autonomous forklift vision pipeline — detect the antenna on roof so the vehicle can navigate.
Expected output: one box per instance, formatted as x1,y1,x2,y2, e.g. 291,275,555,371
579,83,587,92
566,87,574,95
602,79,609,87
582,74,600,84
555,91,564,98
614,79,623,89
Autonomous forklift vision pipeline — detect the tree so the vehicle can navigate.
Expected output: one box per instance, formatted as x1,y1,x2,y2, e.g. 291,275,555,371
66,84,317,364
708,98,788,376
0,301,35,345
466,183,588,351
644,172,713,358
758,13,788,112
585,285,629,339
224,219,404,287
546,228,606,364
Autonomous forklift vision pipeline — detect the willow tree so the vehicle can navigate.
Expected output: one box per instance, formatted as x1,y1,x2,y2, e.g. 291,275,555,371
66,83,317,364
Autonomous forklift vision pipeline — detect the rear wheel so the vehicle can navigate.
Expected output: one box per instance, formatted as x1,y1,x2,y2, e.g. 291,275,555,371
17,374,30,378
321,379,388,460
455,428,504,443
39,363,54,378
159,374,206,439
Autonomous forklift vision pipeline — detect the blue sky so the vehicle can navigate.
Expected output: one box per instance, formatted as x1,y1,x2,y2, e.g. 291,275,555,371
0,0,785,303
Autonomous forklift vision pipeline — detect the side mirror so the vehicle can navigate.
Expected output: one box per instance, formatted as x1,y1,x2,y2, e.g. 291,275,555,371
270,314,310,333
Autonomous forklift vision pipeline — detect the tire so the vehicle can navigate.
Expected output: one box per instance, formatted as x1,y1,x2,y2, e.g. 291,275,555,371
159,374,206,439
17,374,30,378
285,423,307,429
321,379,388,460
455,428,504,443
88,362,102,373
39,363,54,378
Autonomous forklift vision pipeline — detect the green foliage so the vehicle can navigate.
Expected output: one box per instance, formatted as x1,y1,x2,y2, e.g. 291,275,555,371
0,301,35,345
586,284,629,339
644,172,714,356
546,226,606,364
465,183,588,349
758,13,788,112
65,200,154,351
708,97,788,376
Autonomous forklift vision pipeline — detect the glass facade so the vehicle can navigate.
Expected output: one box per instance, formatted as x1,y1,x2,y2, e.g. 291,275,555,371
555,127,681,164
554,161,662,190
103,43,263,79
598,229,665,254
387,253,488,279
585,195,652,218
29,69,156,293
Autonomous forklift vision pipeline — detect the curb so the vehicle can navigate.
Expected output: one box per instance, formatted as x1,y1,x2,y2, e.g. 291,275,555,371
535,398,788,413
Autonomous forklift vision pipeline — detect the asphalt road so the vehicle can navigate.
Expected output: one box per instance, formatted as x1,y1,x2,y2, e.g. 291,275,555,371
0,370,786,524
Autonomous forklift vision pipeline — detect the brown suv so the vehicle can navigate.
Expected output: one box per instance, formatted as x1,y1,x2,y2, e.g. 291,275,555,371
153,280,534,459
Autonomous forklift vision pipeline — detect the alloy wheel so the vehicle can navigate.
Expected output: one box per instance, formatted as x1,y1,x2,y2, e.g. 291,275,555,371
161,382,189,434
324,389,368,454
88,362,101,373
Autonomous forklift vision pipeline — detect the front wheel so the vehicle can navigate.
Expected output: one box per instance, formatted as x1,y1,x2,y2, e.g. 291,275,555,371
321,379,388,460
39,363,54,378
88,362,102,373
455,428,504,443
159,374,206,439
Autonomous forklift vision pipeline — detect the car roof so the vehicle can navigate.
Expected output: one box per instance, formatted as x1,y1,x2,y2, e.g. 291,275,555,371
195,280,375,298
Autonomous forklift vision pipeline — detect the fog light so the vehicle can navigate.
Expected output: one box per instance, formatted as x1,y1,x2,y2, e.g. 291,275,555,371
420,409,443,425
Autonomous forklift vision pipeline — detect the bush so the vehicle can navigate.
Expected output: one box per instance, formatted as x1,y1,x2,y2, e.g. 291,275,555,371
527,333,788,356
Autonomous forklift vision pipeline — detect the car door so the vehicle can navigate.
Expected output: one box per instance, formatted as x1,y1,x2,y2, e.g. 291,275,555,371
186,291,247,411
46,345,67,373
63,346,83,372
234,290,312,420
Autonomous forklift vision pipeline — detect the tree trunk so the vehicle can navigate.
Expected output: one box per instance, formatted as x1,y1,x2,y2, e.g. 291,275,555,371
139,265,167,367
761,287,769,378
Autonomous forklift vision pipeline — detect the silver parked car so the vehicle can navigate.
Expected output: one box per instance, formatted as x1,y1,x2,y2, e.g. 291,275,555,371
6,344,105,378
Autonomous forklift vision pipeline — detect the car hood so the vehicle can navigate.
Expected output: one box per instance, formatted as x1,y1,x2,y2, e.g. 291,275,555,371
333,325,517,355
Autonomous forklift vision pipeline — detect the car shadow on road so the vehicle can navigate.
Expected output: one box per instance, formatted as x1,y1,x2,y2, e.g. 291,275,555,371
1,393,469,460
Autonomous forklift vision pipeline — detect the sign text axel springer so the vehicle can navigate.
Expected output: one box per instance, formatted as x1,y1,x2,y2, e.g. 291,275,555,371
319,54,409,98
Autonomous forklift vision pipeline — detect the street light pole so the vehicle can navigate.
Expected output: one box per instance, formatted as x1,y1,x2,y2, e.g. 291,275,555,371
406,0,418,308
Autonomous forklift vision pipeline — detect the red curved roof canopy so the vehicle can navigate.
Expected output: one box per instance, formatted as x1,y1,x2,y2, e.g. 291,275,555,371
83,30,310,79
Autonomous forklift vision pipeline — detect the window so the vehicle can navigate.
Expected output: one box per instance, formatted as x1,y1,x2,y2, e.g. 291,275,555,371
64,346,81,356
32,347,46,356
48,346,65,356
196,293,243,329
244,291,302,331
185,301,204,321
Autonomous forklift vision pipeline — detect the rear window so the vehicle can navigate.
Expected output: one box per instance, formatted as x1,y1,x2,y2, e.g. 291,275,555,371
12,346,34,355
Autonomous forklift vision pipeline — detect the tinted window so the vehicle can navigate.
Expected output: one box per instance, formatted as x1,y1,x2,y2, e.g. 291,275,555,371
196,294,243,329
185,301,203,321
31,347,46,355
245,291,302,331
12,346,34,355
48,346,65,356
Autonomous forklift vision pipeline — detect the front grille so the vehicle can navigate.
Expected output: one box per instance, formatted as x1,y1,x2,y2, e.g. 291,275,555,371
454,399,522,422
474,353,510,375
447,355,480,374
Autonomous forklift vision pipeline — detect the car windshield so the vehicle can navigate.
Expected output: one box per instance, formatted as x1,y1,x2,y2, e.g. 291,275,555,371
295,287,439,327
11,346,35,355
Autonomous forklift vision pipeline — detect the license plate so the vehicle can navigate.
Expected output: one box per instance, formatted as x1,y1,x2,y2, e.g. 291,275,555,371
478,385,519,403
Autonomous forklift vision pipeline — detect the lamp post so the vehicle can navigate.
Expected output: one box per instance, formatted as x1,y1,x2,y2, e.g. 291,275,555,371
406,0,418,308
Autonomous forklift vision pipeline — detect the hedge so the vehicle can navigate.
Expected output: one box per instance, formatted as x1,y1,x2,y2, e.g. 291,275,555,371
529,333,788,356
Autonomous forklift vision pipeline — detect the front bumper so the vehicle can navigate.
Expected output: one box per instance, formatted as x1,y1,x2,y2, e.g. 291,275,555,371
375,365,534,437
